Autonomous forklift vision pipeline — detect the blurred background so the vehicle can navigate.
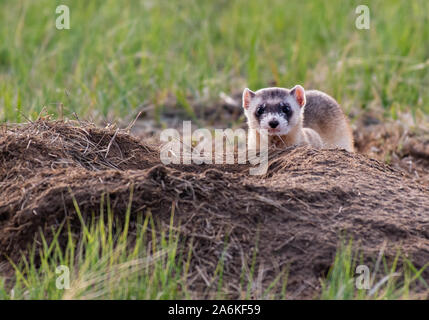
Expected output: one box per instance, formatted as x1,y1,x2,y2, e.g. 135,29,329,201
0,0,428,127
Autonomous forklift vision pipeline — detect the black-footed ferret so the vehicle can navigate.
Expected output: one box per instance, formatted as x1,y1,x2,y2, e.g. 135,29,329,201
242,85,354,152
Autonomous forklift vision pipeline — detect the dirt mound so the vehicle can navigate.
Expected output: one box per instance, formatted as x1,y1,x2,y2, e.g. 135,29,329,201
1,120,429,298
354,116,429,186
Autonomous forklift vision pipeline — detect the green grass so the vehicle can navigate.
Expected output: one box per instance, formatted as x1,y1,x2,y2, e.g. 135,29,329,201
0,0,428,123
0,191,290,300
1,192,191,300
321,241,429,299
1,215,427,299
0,193,427,300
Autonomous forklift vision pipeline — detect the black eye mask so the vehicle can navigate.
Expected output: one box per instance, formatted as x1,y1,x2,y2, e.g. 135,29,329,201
255,103,293,123
279,102,293,120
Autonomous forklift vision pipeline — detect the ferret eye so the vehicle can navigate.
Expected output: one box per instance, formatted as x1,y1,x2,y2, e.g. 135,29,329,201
256,106,264,116
282,104,291,114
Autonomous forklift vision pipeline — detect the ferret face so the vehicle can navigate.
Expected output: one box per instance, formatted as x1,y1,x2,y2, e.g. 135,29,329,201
242,86,306,136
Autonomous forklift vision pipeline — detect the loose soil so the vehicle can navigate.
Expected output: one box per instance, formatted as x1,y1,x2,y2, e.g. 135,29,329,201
0,119,428,298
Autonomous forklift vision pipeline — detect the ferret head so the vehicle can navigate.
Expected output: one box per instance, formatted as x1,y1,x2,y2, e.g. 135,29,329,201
242,86,306,136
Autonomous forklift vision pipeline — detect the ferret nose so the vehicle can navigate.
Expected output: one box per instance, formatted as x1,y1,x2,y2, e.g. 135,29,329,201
269,120,279,128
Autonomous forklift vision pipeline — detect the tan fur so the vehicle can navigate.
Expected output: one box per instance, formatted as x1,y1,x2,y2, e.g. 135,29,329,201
302,90,354,152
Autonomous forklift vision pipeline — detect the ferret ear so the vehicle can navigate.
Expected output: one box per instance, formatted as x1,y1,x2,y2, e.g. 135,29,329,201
290,85,306,107
242,88,255,109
